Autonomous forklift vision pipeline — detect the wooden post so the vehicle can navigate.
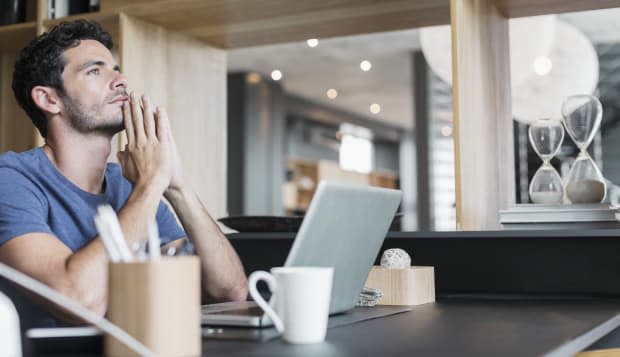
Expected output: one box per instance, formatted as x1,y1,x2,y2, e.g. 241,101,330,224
450,0,515,230
119,14,228,218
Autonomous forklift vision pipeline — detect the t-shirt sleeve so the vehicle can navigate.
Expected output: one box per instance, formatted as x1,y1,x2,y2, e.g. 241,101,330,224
155,200,186,245
0,169,52,246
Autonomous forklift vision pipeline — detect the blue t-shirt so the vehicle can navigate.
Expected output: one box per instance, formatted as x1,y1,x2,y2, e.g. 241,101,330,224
0,147,186,328
0,147,185,250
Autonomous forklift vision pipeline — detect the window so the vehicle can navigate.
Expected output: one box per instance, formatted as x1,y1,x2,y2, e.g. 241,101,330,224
338,123,374,174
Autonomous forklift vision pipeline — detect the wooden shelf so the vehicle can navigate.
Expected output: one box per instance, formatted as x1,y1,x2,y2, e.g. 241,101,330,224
43,11,120,27
43,12,121,44
284,158,399,212
0,22,37,52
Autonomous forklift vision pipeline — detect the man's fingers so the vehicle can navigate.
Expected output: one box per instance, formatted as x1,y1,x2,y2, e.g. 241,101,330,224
141,95,157,140
122,101,134,146
130,92,146,144
162,107,174,143
155,106,170,143
161,107,176,144
117,150,127,169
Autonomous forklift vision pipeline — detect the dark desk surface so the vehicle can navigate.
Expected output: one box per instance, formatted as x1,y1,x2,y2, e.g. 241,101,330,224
201,298,620,357
26,298,620,356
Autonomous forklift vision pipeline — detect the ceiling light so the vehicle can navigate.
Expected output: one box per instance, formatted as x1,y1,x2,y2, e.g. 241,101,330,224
360,60,372,72
271,70,282,81
307,38,319,48
246,72,261,84
420,15,556,87
513,21,598,122
440,125,453,137
326,88,338,99
370,103,381,114
533,56,553,76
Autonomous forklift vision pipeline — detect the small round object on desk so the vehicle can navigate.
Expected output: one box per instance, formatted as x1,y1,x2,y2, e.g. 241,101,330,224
380,248,411,269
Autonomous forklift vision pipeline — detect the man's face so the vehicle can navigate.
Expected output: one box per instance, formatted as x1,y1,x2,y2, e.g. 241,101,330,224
59,39,128,135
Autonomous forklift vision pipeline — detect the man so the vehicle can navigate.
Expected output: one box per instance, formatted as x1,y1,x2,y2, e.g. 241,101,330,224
0,20,248,327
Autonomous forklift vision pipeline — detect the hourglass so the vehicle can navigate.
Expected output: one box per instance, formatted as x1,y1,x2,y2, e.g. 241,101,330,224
561,95,606,203
529,118,565,204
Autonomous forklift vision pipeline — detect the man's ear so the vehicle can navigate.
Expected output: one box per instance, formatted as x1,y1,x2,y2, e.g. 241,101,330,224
31,86,61,116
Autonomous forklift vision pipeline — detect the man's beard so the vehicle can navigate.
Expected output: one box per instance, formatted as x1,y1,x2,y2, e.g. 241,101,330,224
62,94,124,136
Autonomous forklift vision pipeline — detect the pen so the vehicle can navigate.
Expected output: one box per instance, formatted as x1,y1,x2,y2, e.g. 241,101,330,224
147,222,161,260
97,205,133,262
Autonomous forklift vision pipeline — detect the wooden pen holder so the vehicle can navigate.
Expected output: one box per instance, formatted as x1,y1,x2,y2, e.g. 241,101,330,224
105,256,201,357
365,266,435,306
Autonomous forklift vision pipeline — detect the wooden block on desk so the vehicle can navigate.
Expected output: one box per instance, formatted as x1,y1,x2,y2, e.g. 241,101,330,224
365,266,435,306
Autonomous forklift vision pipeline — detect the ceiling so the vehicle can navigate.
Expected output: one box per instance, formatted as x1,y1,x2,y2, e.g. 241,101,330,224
227,7,620,130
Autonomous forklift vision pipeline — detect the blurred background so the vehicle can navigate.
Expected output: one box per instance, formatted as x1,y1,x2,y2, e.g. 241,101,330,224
224,8,620,231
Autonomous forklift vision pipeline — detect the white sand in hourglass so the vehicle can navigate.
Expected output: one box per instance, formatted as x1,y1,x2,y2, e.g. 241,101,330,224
530,191,565,204
566,179,606,204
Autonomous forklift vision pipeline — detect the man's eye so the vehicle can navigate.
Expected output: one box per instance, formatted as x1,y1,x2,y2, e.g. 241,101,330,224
87,68,100,75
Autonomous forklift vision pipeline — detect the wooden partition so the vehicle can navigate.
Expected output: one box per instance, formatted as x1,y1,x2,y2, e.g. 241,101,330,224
119,15,227,218
450,0,515,230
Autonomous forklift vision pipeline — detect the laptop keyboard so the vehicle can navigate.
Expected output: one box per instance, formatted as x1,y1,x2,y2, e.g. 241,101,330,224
207,305,265,317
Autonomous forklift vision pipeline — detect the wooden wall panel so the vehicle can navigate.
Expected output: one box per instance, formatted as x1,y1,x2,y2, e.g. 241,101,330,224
119,15,227,218
450,0,515,230
0,53,35,153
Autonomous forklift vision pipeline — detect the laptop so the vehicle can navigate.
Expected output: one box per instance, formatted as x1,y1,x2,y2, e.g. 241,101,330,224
202,181,402,327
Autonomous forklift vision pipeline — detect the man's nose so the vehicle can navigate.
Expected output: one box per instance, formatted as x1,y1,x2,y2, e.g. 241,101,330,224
112,72,128,90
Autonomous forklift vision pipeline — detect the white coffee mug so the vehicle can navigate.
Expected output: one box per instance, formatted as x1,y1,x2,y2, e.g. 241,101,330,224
248,266,333,344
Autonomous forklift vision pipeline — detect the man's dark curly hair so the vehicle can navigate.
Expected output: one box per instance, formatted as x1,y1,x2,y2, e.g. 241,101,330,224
12,20,113,138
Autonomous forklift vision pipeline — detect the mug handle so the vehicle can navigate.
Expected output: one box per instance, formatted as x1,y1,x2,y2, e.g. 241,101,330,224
248,271,284,333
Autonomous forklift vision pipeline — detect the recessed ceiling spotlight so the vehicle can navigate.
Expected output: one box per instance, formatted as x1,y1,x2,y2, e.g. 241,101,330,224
370,103,381,114
307,38,319,48
360,60,372,72
271,70,283,81
245,72,261,84
533,56,553,76
326,88,338,99
440,125,453,137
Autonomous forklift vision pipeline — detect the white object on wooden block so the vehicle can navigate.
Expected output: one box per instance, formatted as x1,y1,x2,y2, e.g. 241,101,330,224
365,266,435,306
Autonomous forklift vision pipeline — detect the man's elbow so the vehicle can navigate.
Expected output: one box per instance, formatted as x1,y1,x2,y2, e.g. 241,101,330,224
55,283,107,320
85,296,107,317
226,284,249,302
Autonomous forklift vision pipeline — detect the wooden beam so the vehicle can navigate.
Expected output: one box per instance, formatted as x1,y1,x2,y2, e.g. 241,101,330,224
100,0,620,48
101,0,451,48
450,0,515,230
496,0,620,18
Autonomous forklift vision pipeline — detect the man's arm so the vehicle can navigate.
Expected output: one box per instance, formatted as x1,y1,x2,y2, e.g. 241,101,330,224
0,93,174,321
164,189,248,302
0,182,166,320
141,105,248,302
